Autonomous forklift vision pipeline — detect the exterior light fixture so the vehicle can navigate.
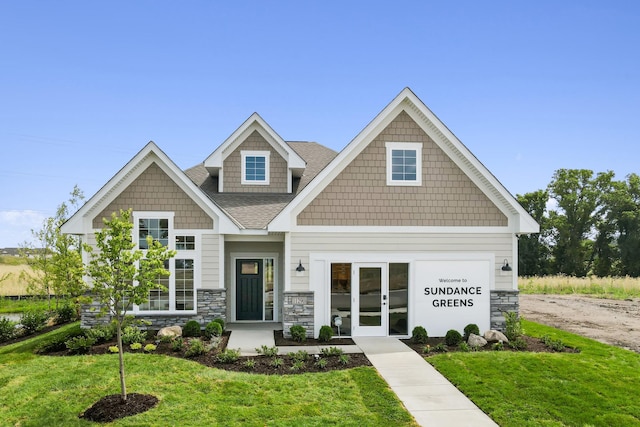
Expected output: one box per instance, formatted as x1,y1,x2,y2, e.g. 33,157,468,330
501,259,512,271
296,260,305,272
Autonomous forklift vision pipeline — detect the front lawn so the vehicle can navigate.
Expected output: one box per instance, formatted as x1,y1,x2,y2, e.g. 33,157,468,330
429,320,640,426
0,324,417,426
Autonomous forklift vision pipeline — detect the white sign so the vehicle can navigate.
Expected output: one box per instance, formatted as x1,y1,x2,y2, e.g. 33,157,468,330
414,259,491,337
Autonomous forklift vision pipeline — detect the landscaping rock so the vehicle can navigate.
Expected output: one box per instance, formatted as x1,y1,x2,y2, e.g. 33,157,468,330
157,325,182,338
468,333,487,348
484,330,509,343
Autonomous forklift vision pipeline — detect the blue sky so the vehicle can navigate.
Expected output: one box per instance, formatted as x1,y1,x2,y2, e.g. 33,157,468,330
1,1,639,247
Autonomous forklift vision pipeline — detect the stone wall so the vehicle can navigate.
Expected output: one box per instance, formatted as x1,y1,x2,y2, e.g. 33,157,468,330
490,290,519,331
80,289,227,330
282,291,314,338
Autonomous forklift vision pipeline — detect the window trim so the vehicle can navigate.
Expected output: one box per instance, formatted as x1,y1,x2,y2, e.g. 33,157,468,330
385,142,422,186
241,150,270,185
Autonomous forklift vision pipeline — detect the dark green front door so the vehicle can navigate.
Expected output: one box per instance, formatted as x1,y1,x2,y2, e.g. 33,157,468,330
236,259,263,320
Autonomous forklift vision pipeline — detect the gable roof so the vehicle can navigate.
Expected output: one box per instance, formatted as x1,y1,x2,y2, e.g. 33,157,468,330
61,142,238,234
269,87,539,234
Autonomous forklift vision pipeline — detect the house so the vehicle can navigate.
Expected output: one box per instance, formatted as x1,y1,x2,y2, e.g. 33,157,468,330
61,88,538,338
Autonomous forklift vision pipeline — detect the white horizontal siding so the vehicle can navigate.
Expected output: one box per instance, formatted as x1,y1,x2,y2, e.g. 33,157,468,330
290,232,515,291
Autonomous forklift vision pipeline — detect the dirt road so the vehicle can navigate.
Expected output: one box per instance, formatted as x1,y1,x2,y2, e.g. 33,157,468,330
520,294,640,353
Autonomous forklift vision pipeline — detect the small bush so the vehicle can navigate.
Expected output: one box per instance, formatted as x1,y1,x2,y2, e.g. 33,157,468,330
183,320,201,338
509,337,528,351
423,345,432,354
338,354,350,365
321,346,344,356
411,326,428,344
270,357,284,368
130,342,142,350
504,311,523,341
185,338,206,357
315,358,328,369
318,325,333,342
20,310,49,335
445,329,463,346
122,325,147,345
204,321,223,339
171,337,184,352
243,359,256,370
289,325,307,343
0,317,16,342
542,334,566,352
217,348,240,363
290,360,305,372
289,350,309,362
212,318,225,331
65,336,96,355
85,324,115,343
463,323,480,341
108,346,119,353
433,343,448,352
54,302,78,324
36,326,85,354
458,341,471,352
159,334,173,344
492,341,504,351
144,343,157,353
256,345,279,357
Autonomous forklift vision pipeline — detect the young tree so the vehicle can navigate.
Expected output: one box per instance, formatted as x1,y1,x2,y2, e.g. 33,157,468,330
20,185,86,309
84,209,175,403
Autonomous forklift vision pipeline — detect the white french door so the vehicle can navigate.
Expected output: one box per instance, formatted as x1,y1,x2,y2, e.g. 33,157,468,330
352,263,388,336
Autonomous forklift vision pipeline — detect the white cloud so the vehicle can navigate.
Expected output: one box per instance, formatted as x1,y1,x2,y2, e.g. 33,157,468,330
0,210,48,248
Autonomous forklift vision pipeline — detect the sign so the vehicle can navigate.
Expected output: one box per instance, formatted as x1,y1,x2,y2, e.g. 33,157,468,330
414,259,490,337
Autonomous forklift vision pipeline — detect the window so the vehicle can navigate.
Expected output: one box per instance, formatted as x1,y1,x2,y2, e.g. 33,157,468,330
241,151,270,185
386,142,422,186
139,260,170,311
175,235,195,250
139,218,169,248
175,259,194,311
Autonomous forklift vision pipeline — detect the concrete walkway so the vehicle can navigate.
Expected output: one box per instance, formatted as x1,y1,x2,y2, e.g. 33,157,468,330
354,337,498,427
227,328,497,426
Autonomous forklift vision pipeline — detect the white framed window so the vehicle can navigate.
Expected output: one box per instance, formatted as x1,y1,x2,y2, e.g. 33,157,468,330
241,150,270,185
386,142,422,186
133,212,199,314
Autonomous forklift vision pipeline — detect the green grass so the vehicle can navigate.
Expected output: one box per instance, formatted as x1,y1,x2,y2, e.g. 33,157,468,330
429,320,640,426
0,324,417,426
0,297,51,314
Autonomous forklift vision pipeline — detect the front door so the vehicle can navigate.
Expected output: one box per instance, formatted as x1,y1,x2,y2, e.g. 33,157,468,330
236,259,263,320
352,263,387,336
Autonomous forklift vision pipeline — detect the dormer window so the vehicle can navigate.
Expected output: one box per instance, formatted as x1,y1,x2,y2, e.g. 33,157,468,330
386,142,422,186
241,150,270,185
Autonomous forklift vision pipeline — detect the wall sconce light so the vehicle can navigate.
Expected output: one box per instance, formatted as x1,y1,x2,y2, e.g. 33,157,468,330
296,260,306,276
501,259,512,272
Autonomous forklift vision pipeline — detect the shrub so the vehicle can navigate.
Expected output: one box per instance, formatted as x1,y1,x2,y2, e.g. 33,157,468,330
65,336,96,354
338,354,350,365
36,326,85,354
159,334,173,344
433,343,448,353
289,325,307,342
411,326,428,344
185,338,206,357
54,302,78,324
492,341,504,351
504,311,523,341
20,310,49,335
509,337,528,351
130,342,142,350
423,345,432,354
270,357,284,368
256,345,279,357
244,359,256,370
315,358,328,369
204,321,222,339
542,334,565,352
85,324,115,343
0,317,16,342
463,323,480,341
217,348,240,363
144,343,157,353
321,346,344,356
458,341,471,352
445,329,463,346
318,325,333,342
171,337,184,352
212,318,225,331
289,350,309,362
183,320,201,338
122,325,147,345
108,346,119,353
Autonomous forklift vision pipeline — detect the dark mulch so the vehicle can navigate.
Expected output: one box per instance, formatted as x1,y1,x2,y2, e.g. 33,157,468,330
79,393,158,423
401,335,580,356
273,329,355,346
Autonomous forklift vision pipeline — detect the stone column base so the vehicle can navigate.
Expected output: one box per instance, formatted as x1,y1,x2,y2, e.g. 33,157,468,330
490,290,519,331
282,291,314,338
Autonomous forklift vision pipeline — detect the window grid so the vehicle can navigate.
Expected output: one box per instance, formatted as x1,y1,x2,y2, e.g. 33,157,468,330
391,149,417,182
138,218,169,249
175,259,194,311
245,156,266,182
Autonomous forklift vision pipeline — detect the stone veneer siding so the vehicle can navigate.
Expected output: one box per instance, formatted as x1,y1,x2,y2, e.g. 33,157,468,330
223,130,289,193
297,110,507,227
92,162,213,230
282,291,314,338
80,289,227,330
490,290,519,331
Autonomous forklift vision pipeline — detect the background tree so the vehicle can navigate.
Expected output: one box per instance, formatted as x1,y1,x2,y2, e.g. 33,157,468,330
604,174,640,276
20,185,85,309
84,209,175,403
517,190,551,276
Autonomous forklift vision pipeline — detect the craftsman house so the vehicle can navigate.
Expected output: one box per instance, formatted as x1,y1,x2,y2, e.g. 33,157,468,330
62,88,538,337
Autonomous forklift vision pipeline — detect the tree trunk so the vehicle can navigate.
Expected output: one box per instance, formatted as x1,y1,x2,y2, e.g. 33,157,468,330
116,319,127,402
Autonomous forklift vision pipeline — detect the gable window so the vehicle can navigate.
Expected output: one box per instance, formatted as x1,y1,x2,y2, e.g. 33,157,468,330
139,218,169,248
386,142,422,186
241,151,270,185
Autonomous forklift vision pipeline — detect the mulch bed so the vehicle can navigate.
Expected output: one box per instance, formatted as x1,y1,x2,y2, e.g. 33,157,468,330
273,329,355,346
80,393,158,423
401,335,580,356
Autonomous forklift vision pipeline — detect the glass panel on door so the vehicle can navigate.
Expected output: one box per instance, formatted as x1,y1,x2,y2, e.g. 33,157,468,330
359,267,382,327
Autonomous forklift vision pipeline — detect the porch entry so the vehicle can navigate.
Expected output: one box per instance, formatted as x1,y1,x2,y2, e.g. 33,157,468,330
331,262,409,337
235,258,275,321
